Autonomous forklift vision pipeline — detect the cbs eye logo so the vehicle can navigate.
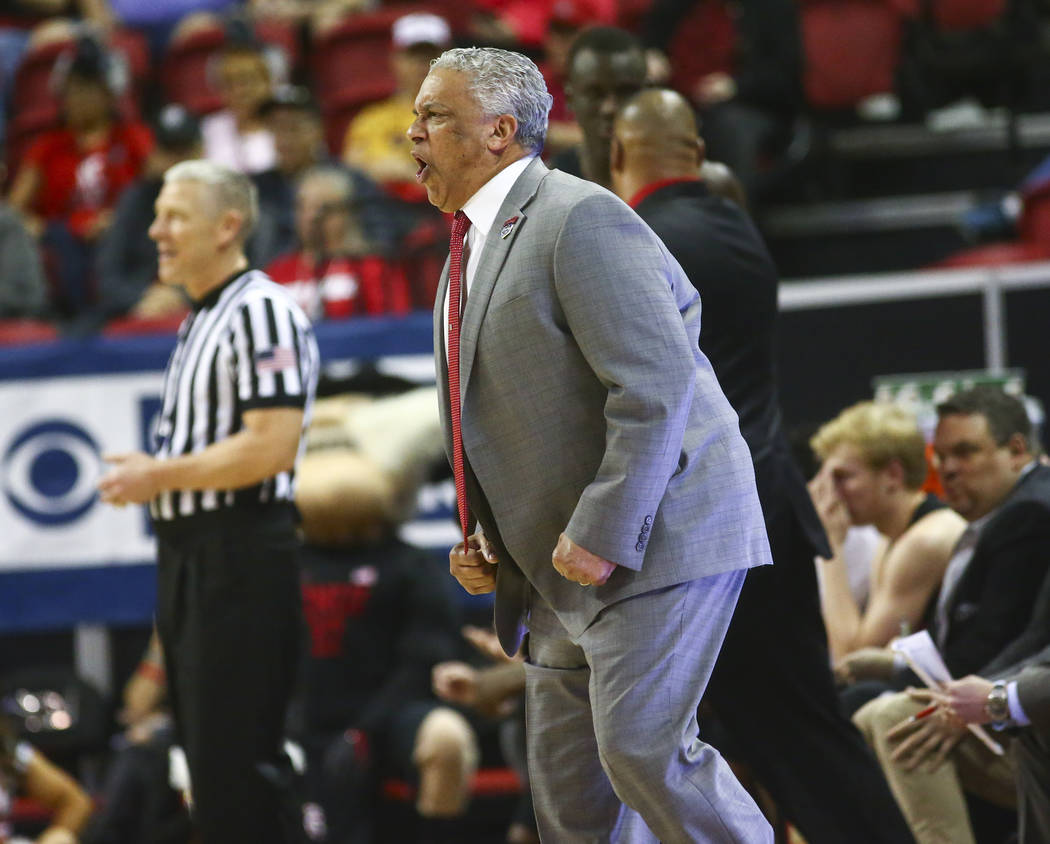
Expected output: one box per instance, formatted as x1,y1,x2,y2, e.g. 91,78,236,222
3,420,102,526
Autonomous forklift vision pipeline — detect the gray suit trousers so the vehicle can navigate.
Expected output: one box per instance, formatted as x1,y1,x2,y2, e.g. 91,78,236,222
524,572,773,844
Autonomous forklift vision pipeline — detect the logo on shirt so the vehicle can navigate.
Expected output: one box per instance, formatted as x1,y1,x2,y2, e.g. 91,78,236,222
2,419,102,526
254,346,297,375
499,216,519,239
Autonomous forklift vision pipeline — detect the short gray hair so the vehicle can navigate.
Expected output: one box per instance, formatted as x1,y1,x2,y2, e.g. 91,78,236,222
163,159,259,240
299,164,355,201
431,47,553,154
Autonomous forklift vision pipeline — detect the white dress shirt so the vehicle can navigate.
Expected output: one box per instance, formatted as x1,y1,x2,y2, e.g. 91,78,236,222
443,155,535,359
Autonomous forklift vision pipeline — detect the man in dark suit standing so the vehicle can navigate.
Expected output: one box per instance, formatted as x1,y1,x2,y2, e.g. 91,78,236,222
608,88,914,843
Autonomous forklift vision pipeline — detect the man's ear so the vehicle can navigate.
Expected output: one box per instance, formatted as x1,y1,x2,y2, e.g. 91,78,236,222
883,458,906,490
216,209,245,250
1007,432,1031,466
487,113,519,152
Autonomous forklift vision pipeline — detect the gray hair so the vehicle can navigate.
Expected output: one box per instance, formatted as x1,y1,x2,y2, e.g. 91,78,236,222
163,159,259,240
431,47,553,154
299,164,355,201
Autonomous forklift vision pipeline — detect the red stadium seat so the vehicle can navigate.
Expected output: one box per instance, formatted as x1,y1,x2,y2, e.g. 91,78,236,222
11,39,70,129
800,0,905,109
5,107,61,180
104,313,188,336
109,27,152,94
311,9,401,112
665,1,736,103
161,25,227,115
12,31,147,125
321,79,397,156
1019,189,1050,246
0,320,59,346
932,241,1050,268
254,17,301,72
928,0,1006,30
382,766,522,802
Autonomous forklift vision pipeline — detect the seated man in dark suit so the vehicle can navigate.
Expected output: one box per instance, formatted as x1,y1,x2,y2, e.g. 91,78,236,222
851,386,1050,844
937,636,1050,844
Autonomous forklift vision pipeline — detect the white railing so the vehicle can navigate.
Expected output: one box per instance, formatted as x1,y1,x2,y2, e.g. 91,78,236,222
780,261,1050,373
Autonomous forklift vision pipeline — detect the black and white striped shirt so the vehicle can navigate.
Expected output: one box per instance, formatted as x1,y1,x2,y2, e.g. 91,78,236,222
150,269,320,521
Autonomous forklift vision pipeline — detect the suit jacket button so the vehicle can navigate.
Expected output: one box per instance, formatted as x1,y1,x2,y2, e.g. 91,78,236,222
644,515,653,525
635,542,645,552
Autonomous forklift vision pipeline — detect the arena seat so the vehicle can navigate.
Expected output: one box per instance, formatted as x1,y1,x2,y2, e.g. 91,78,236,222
664,0,736,103
103,313,188,337
160,25,227,115
381,766,522,802
0,320,59,346
12,31,146,129
4,108,61,181
321,79,396,156
932,241,1049,268
254,17,301,72
800,0,904,109
11,39,71,126
310,9,400,113
927,0,1006,31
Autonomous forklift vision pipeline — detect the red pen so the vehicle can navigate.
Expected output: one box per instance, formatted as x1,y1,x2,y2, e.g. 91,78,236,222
912,704,938,721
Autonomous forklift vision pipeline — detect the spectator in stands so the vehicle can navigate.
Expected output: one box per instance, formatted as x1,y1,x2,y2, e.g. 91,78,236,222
643,0,804,201
265,165,412,319
808,401,967,662
82,629,192,844
200,38,276,174
252,84,392,268
850,387,1050,843
0,163,47,319
552,26,646,188
536,0,587,160
293,387,479,844
0,0,113,145
946,151,1050,266
90,104,201,330
341,12,450,200
6,35,152,317
0,714,93,844
432,628,538,844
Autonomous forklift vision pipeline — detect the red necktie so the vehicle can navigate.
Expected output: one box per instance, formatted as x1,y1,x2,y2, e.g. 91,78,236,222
447,211,472,546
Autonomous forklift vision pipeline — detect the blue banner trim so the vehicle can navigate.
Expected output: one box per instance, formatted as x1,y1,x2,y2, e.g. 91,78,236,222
0,564,156,632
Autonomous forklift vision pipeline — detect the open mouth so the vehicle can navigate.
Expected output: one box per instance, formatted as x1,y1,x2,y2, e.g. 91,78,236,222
414,156,429,182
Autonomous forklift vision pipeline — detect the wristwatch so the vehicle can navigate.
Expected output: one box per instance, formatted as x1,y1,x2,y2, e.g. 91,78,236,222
985,680,1010,727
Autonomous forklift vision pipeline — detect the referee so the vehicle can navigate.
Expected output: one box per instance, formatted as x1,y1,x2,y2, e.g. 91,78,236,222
99,160,319,844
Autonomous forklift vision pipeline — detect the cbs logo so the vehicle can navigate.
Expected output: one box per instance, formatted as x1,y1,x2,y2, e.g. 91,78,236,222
3,420,102,526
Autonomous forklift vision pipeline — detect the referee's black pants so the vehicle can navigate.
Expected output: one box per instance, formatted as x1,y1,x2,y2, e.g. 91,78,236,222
154,504,303,844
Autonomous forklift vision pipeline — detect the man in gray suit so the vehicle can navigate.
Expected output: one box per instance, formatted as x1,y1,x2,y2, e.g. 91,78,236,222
408,46,773,842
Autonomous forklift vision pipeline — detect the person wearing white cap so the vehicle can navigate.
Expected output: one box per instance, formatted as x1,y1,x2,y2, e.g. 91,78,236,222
342,12,452,195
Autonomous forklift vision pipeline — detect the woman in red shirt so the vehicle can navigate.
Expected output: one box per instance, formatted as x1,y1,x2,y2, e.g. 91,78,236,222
7,36,152,316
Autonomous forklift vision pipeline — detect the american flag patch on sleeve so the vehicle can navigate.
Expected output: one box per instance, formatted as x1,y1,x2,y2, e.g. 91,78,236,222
254,346,297,374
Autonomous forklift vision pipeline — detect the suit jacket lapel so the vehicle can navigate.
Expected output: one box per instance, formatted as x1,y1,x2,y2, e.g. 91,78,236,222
459,157,549,394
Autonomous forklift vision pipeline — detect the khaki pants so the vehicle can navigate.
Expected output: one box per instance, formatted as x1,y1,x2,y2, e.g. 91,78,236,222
853,692,1016,844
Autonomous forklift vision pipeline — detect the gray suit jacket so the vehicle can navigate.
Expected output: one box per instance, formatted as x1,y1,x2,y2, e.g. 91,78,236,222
434,158,772,653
